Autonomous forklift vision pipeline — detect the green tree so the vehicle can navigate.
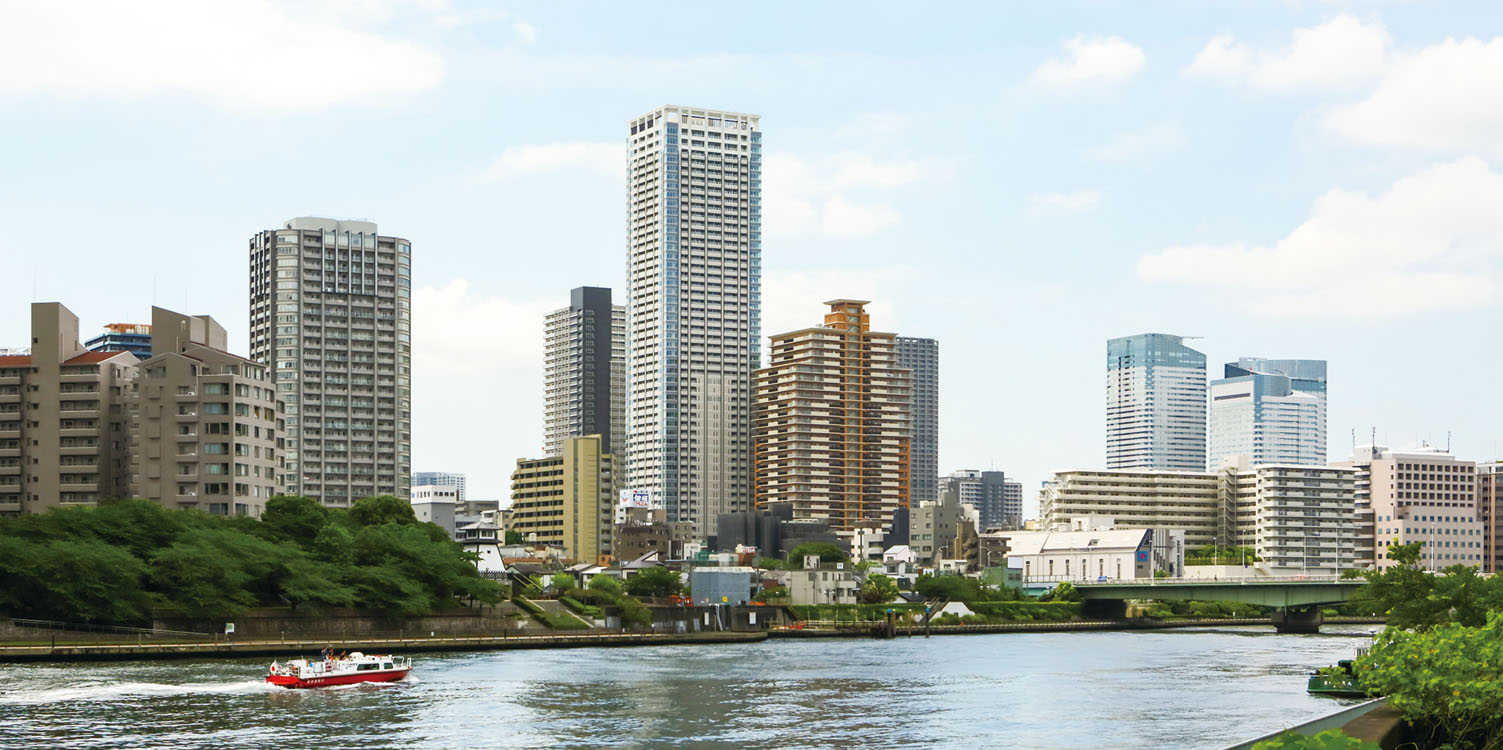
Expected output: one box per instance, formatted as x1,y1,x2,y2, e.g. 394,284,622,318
549,573,577,593
858,573,900,604
504,529,525,545
261,495,328,545
1251,730,1380,750
588,574,624,596
349,495,418,527
1358,613,1503,749
1039,581,1083,603
625,566,683,597
786,542,849,567
616,596,653,630
0,537,153,623
312,524,356,565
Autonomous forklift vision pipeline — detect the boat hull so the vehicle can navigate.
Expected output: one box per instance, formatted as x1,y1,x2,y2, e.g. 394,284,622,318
266,667,411,689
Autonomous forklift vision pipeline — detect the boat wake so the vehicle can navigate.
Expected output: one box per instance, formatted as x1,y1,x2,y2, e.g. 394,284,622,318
0,679,276,705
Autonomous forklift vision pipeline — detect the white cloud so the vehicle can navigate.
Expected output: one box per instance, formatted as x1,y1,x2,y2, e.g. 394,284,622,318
434,7,509,30
472,142,623,182
833,112,913,140
1137,157,1503,317
1086,123,1183,162
1325,37,1503,157
1030,35,1146,88
763,152,949,238
1186,15,1389,90
1029,190,1100,215
512,21,539,43
0,0,444,109
412,279,553,377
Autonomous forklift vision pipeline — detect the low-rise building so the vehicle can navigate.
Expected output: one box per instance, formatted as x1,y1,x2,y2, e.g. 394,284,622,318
910,488,978,565
1001,527,1181,584
689,567,756,606
411,484,459,536
777,566,861,605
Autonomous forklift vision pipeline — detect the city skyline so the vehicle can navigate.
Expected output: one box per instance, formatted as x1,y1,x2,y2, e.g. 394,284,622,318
4,2,1502,511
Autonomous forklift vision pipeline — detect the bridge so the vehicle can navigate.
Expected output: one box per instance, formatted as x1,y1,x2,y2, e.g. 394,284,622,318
1071,576,1365,633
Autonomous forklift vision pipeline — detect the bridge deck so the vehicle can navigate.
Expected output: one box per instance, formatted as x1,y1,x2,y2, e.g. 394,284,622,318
1073,577,1363,607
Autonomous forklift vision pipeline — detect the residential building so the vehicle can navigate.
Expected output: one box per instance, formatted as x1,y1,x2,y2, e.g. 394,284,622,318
1040,463,1359,573
753,299,912,537
1041,468,1221,547
508,435,619,564
411,484,459,536
0,303,137,515
128,307,281,517
777,566,861,605
1479,462,1503,574
248,216,412,508
544,286,625,456
85,323,153,360
940,469,1020,530
897,336,939,503
910,487,977,565
1209,358,1326,469
1342,444,1482,572
614,505,696,561
1106,333,1206,471
411,471,466,503
625,105,761,540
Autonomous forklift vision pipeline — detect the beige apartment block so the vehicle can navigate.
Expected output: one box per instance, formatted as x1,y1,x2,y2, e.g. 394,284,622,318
509,435,619,564
128,307,282,517
1340,444,1481,572
0,303,138,515
753,299,912,537
1479,462,1503,574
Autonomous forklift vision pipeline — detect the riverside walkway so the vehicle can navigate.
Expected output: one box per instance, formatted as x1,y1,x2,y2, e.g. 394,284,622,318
0,630,767,663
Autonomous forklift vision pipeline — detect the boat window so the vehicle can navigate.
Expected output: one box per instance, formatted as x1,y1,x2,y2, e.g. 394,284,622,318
382,663,393,669
358,663,379,671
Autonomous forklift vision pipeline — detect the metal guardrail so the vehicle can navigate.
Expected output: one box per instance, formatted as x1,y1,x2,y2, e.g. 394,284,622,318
1060,575,1348,586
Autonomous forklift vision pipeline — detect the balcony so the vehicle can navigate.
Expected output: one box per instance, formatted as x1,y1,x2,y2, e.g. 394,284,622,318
58,427,97,437
58,444,96,455
59,408,99,419
58,481,98,492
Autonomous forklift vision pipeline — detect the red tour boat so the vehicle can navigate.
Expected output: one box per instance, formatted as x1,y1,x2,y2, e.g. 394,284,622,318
266,651,412,689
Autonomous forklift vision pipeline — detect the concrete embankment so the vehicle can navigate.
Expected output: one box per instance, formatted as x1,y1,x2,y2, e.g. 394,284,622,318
0,630,767,663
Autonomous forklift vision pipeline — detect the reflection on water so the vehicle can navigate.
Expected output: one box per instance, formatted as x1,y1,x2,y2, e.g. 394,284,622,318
0,626,1371,749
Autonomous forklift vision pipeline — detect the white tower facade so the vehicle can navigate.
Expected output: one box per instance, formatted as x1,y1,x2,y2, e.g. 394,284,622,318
625,105,762,539
1106,333,1207,472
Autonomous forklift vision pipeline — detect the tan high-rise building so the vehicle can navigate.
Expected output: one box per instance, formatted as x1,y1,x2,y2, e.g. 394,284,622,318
128,307,282,517
1340,444,1481,572
508,435,619,563
753,299,912,537
0,303,138,516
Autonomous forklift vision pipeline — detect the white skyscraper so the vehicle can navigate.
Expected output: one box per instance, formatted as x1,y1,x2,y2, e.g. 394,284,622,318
249,217,412,507
1208,358,1327,468
1106,333,1206,472
625,105,761,539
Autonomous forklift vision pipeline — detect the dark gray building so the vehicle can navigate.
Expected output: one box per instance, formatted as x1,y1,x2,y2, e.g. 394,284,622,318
941,470,1022,531
544,287,625,455
897,337,939,503
713,502,841,557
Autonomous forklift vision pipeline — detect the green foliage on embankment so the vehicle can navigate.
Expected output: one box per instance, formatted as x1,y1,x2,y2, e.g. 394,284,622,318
0,496,503,626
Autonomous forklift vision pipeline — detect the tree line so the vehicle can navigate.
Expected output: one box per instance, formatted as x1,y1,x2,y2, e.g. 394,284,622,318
0,496,504,626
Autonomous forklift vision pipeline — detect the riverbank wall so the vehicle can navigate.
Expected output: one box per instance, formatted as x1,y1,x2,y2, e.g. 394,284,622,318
0,630,768,663
774,615,1386,639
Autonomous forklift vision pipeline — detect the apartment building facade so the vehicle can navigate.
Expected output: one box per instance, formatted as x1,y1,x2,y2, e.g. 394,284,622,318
249,217,412,507
1479,462,1503,574
509,435,620,564
896,336,938,503
0,303,137,515
752,300,912,537
940,469,1021,531
544,286,625,456
625,105,761,539
128,308,281,517
411,471,466,503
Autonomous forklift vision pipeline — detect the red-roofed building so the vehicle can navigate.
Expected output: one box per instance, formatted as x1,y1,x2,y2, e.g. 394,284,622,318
1,303,138,515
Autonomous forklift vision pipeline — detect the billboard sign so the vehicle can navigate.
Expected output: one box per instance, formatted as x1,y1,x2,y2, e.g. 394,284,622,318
619,489,654,508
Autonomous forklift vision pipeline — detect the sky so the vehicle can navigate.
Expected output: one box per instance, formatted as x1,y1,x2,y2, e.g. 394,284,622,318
2,0,1502,517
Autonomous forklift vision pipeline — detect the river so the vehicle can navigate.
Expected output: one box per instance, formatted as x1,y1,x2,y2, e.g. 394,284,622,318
0,625,1375,749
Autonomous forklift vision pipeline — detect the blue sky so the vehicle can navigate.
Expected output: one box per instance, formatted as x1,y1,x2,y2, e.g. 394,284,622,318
3,0,1501,513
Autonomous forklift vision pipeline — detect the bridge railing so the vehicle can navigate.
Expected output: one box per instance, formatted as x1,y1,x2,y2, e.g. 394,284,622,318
1025,574,1347,586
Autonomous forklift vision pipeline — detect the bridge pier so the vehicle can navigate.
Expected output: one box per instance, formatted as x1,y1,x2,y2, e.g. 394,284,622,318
1272,606,1323,634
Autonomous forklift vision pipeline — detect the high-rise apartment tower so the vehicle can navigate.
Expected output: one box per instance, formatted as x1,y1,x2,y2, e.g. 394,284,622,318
249,217,412,507
625,105,761,539
1106,333,1206,471
544,287,625,456
1209,358,1326,469
411,471,467,503
897,337,939,503
752,300,911,536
